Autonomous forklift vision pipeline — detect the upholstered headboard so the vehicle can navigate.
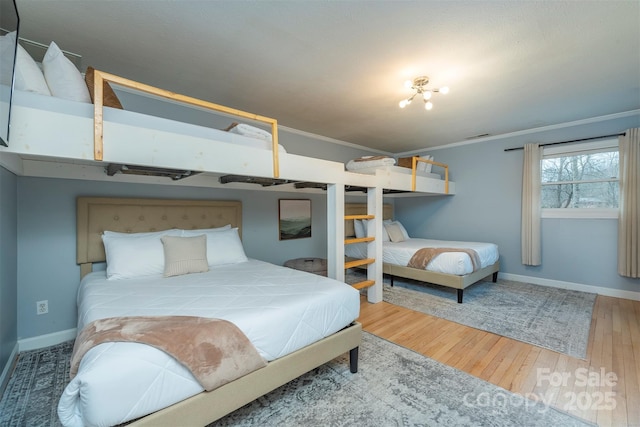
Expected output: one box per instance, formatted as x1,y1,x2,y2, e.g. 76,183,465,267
77,197,242,277
344,203,393,237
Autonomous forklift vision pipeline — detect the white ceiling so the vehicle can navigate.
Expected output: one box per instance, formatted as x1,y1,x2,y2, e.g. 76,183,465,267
11,0,640,153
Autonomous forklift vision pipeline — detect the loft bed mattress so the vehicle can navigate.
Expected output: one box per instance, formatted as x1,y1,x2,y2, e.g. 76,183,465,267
9,89,287,153
349,164,441,180
345,238,499,276
58,259,360,427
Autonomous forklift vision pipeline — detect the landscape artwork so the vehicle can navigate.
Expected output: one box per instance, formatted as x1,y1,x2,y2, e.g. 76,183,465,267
279,199,311,240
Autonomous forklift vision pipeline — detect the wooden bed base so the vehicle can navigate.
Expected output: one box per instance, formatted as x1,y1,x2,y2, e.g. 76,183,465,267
76,197,362,426
129,322,362,426
385,261,500,303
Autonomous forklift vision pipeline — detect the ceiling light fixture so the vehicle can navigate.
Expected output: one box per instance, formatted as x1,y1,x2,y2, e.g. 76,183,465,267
399,76,449,111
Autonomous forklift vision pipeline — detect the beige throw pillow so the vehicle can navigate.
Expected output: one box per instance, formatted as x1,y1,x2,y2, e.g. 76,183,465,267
161,235,209,277
384,222,406,243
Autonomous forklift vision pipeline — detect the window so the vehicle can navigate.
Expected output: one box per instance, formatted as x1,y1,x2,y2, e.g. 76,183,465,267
541,139,619,219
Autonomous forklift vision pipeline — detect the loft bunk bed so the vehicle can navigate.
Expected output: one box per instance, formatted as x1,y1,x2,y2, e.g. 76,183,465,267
0,67,455,425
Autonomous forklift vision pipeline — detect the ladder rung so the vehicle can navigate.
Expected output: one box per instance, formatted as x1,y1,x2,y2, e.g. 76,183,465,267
344,214,374,220
345,237,375,244
352,280,375,290
345,258,375,269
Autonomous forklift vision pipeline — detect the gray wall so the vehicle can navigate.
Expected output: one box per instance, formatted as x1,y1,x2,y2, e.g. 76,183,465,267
0,166,17,380
395,115,640,292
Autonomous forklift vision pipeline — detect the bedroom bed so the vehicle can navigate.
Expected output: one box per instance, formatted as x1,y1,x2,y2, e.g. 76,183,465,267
344,203,499,303
61,197,362,427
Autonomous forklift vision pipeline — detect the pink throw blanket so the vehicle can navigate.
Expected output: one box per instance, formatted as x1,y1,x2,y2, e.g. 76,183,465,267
70,316,267,391
408,247,481,272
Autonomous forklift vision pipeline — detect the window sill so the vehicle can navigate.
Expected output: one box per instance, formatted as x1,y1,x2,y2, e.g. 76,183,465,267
542,209,618,219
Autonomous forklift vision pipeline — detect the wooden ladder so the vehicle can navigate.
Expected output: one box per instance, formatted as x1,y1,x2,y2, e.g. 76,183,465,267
344,214,376,290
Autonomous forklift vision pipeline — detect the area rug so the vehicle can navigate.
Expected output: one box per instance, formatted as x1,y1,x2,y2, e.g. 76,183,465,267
371,274,596,359
1,334,594,427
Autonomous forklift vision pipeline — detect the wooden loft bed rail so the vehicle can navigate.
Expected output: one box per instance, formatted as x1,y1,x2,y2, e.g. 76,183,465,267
91,69,281,178
410,156,449,193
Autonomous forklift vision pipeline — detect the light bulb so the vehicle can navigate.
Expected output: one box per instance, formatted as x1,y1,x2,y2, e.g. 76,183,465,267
439,86,449,94
399,99,409,108
404,80,413,89
422,91,432,100
425,101,433,110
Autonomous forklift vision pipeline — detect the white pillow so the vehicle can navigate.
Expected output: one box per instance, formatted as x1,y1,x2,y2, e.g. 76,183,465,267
102,229,181,280
42,41,90,102
0,31,16,86
416,155,434,173
198,227,248,267
353,219,365,238
367,219,390,242
384,222,406,243
180,224,231,236
385,220,410,240
161,235,209,277
12,36,51,96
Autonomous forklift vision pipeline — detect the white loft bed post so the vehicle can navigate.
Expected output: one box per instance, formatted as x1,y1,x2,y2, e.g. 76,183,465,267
367,186,383,303
327,183,345,281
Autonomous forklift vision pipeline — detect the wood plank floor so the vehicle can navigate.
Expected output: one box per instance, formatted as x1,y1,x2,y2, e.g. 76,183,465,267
358,294,640,427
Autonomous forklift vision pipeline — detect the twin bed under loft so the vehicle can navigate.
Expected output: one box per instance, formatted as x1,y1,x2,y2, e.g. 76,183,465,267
1,48,501,425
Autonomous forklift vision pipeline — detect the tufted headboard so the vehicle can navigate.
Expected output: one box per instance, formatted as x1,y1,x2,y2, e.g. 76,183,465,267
77,197,242,278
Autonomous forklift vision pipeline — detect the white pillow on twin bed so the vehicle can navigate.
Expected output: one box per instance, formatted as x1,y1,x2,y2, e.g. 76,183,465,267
102,229,182,280
42,41,91,103
366,219,390,242
384,220,410,242
353,219,365,238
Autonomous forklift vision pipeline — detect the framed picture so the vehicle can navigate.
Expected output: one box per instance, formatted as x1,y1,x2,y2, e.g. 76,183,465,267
279,199,311,240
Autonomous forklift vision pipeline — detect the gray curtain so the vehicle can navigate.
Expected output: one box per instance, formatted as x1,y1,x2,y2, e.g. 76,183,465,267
618,128,640,278
521,143,542,266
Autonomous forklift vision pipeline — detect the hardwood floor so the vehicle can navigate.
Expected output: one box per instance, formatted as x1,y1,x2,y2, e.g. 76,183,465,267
358,294,640,427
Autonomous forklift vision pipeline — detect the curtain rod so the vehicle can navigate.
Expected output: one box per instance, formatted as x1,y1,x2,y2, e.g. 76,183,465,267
504,133,625,152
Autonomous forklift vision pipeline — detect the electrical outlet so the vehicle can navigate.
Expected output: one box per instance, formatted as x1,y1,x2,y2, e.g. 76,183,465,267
36,300,48,315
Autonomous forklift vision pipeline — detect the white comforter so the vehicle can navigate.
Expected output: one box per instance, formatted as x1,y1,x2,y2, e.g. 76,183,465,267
58,259,360,427
345,238,499,275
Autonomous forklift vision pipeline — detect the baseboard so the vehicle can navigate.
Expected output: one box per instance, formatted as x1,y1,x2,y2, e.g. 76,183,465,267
18,328,77,352
500,272,640,301
0,342,19,398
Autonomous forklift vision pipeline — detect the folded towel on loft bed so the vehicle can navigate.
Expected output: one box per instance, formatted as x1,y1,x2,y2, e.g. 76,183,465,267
346,156,396,171
225,122,272,142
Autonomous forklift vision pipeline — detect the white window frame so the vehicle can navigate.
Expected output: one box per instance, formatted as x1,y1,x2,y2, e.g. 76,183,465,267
541,139,619,219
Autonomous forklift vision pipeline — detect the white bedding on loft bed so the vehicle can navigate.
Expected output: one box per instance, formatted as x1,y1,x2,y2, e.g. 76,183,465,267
58,259,360,427
345,238,499,275
349,164,442,180
9,89,287,152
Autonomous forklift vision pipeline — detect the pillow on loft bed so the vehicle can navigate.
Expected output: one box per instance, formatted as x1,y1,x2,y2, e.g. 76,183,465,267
3,32,52,96
346,156,396,171
225,122,272,142
42,41,91,103
0,31,17,86
84,65,124,109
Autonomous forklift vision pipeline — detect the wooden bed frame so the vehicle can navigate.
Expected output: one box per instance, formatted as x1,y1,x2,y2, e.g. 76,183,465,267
346,203,499,303
76,197,362,426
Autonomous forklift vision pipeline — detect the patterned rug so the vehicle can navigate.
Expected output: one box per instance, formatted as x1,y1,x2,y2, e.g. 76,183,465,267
1,334,593,427
0,340,72,427
360,273,596,359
